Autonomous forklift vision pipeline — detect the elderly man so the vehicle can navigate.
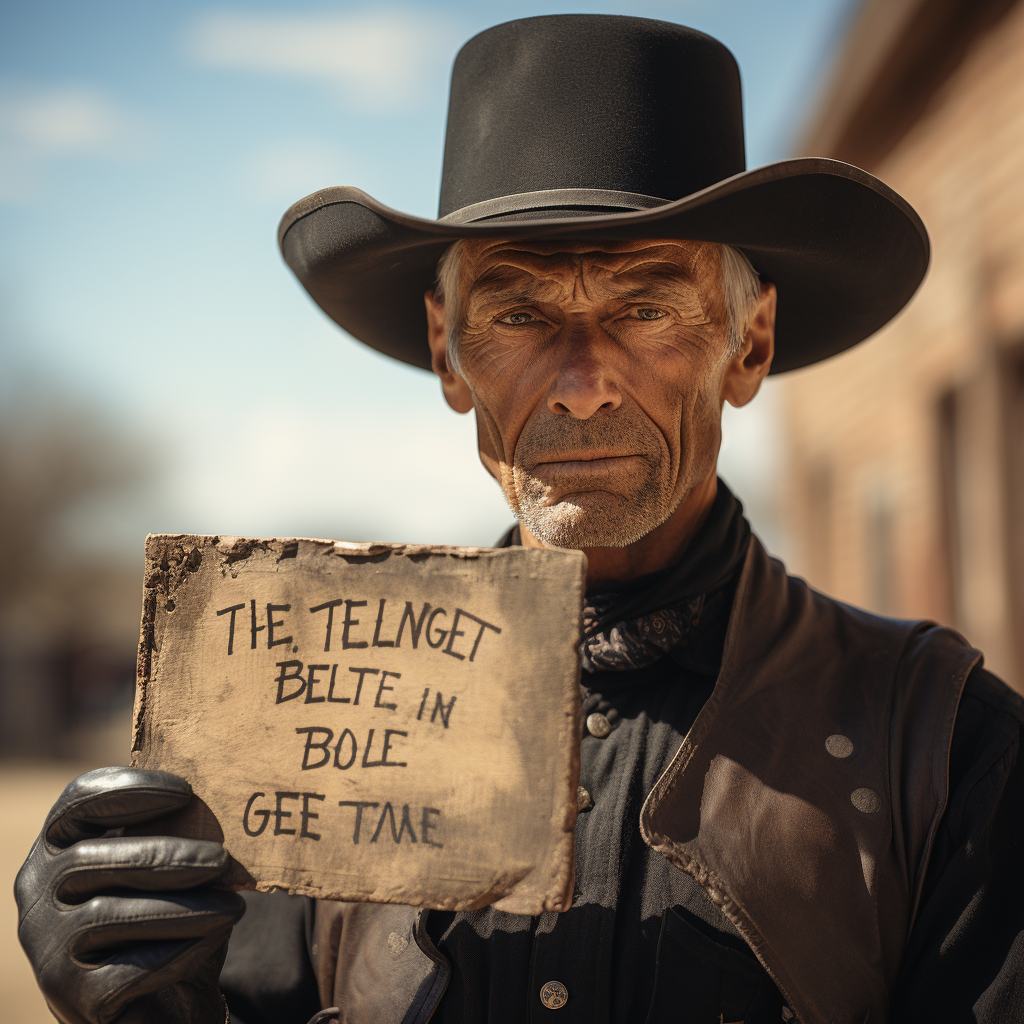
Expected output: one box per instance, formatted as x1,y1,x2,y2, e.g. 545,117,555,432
16,15,1024,1024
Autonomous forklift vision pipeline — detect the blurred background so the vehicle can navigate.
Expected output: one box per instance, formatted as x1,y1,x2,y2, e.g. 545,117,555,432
2,0,1022,1017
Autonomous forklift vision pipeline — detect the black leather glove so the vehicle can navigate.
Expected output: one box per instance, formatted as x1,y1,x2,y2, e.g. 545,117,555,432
15,766,246,1024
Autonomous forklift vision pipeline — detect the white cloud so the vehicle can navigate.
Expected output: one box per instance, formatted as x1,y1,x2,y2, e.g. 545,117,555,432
186,9,454,111
242,138,357,204
3,89,123,151
0,84,156,203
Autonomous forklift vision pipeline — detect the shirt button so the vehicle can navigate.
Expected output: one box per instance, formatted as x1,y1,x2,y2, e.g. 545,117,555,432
586,712,611,737
539,980,569,1009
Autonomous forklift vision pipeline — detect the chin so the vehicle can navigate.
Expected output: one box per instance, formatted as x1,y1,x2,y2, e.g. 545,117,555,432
520,493,667,549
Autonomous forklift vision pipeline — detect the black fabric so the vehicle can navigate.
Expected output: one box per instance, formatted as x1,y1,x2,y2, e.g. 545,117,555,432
221,889,321,1024
580,592,704,672
278,16,930,377
891,666,1024,1021
438,17,744,216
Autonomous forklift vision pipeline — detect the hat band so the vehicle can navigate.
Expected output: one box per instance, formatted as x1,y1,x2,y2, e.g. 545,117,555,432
439,188,671,224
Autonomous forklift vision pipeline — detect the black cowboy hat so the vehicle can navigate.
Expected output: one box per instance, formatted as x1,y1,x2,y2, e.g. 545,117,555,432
278,14,928,374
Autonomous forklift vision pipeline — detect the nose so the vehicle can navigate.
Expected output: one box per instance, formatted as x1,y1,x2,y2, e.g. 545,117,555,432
546,335,622,419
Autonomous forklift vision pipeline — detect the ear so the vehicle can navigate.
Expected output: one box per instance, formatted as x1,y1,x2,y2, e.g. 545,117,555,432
424,289,474,414
721,282,776,408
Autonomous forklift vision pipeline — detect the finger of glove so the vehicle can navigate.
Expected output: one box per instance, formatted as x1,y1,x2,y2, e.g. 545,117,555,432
53,836,231,903
41,930,230,1024
67,888,245,959
45,768,193,848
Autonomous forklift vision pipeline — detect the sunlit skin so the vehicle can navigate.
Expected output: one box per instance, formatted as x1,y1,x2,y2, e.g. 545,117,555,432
424,238,776,586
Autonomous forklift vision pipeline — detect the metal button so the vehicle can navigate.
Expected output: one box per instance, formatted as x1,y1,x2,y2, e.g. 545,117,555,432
539,980,569,1009
577,786,593,812
851,788,881,813
586,712,611,737
826,734,854,758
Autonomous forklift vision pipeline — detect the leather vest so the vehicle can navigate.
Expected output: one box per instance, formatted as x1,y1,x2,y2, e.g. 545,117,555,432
312,538,980,1024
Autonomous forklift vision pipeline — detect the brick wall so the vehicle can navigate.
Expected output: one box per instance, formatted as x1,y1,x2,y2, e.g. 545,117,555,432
780,0,1024,689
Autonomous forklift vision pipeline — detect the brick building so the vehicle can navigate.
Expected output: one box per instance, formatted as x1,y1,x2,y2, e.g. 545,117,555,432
780,0,1024,690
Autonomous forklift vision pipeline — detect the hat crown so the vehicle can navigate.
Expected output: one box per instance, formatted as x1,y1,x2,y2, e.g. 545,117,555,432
438,15,746,219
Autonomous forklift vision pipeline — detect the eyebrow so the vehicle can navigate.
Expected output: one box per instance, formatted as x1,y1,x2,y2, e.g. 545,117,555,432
616,281,694,302
467,265,540,305
612,259,696,283
608,262,701,303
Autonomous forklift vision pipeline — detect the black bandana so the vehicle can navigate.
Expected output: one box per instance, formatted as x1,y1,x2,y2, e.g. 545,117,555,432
579,593,705,672
496,479,750,673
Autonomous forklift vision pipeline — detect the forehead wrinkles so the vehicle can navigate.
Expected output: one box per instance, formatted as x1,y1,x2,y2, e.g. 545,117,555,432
463,241,715,298
468,251,588,303
604,242,710,273
467,255,578,306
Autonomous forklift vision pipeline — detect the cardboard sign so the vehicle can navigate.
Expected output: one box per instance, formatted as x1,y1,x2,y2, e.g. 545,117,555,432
132,535,585,915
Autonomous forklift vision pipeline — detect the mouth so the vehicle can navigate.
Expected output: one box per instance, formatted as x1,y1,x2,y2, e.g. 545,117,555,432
531,453,645,478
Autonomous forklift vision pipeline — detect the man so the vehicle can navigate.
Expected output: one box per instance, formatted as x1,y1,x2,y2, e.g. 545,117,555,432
16,15,1024,1024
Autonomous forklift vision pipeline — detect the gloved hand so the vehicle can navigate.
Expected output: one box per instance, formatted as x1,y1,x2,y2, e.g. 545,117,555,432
15,766,246,1024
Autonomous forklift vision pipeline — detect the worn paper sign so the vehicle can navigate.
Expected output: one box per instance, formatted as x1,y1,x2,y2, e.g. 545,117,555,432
132,535,585,915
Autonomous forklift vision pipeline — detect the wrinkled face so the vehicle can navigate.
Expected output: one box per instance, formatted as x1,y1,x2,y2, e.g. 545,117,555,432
449,238,737,548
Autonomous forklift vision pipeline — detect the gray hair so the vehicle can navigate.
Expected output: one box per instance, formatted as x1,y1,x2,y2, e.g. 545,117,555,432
434,240,467,374
717,242,762,355
433,239,761,373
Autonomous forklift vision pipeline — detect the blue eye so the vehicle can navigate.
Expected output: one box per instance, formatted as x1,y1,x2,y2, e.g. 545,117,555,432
635,308,666,320
501,311,534,324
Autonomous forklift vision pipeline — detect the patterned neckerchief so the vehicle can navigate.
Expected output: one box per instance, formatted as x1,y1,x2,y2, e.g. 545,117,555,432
580,592,706,672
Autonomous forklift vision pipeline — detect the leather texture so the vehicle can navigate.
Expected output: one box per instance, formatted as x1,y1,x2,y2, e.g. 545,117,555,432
312,537,979,1024
640,538,980,1024
15,766,245,1024
311,902,449,1024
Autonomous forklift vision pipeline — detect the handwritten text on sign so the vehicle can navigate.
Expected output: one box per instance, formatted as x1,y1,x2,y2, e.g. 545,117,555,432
132,536,585,914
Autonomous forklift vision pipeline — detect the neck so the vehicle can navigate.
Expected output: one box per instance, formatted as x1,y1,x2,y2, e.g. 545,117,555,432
519,471,719,587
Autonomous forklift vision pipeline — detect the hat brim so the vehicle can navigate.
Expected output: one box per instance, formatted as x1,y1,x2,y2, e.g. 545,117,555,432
278,157,928,375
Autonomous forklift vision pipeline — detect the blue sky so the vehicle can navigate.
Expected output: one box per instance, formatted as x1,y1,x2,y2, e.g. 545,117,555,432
0,0,854,555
